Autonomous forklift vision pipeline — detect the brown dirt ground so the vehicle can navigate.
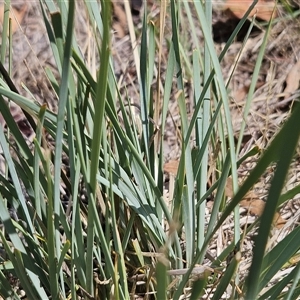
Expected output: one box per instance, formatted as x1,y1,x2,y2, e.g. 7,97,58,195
1,0,300,298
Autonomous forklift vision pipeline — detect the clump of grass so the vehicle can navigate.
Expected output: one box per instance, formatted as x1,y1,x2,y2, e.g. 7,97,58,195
0,0,299,299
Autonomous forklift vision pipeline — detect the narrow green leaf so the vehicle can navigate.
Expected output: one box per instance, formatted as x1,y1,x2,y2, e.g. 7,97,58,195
258,266,299,299
259,226,300,290
156,255,169,300
246,103,300,299
0,269,19,299
212,252,241,300
190,276,208,300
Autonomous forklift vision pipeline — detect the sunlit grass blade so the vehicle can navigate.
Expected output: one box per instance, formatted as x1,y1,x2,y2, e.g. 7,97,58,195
0,126,34,234
236,14,273,153
0,87,56,123
192,0,239,191
106,130,129,298
40,1,62,73
0,0,10,63
33,105,47,218
139,8,150,165
258,265,300,299
85,4,111,293
282,262,300,300
205,153,231,242
0,0,297,298
182,185,195,265
174,100,300,299
278,183,300,206
0,94,32,158
0,210,47,298
190,276,208,300
211,252,241,300
0,269,19,299
156,254,169,300
245,103,300,299
259,224,300,291
170,0,195,269
49,3,74,298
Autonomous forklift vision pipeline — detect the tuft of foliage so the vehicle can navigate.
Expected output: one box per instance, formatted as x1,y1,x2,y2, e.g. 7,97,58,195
0,0,299,299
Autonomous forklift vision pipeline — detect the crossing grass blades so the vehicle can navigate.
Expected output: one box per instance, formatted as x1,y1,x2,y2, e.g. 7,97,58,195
0,0,299,299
